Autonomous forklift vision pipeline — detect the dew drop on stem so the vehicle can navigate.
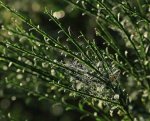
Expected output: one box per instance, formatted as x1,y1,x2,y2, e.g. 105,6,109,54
8,62,13,67
42,62,49,68
125,50,128,57
45,94,48,97
8,31,13,35
2,65,8,71
18,56,22,61
19,83,23,86
76,0,79,4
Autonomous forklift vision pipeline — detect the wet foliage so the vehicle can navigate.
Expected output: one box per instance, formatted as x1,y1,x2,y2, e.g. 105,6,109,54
0,0,150,121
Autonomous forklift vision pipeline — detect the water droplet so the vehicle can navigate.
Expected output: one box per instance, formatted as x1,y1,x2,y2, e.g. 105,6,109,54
51,69,56,76
53,59,57,63
145,45,149,54
42,62,49,68
8,31,13,35
20,83,23,86
44,37,50,43
45,94,48,97
76,82,83,90
144,32,148,38
144,60,148,66
6,43,10,48
110,110,113,117
17,74,23,80
76,0,79,4
16,69,21,72
8,62,13,67
2,65,8,71
25,59,32,65
117,13,120,21
11,96,16,101
94,112,97,117
57,80,60,84
114,94,119,100
35,42,41,46
8,113,11,118
22,69,25,73
130,34,134,40
53,10,65,19
46,47,49,50
18,56,22,61
125,50,128,57
134,59,138,63
82,13,86,16
97,4,100,8
98,100,103,109
53,95,56,99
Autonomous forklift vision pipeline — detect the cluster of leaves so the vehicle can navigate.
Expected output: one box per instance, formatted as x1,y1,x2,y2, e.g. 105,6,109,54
0,0,150,121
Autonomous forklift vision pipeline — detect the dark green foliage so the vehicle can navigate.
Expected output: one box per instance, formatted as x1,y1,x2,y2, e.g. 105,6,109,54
0,0,150,121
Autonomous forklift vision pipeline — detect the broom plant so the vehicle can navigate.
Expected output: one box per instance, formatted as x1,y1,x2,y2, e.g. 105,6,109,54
0,0,150,121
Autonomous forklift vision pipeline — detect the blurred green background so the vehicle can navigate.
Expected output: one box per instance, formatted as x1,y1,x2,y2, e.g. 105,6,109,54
0,0,95,121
